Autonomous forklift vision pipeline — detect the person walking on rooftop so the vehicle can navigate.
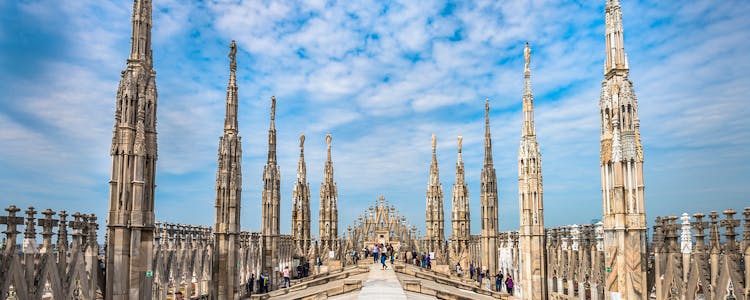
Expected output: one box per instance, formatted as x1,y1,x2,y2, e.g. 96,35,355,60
380,249,388,269
505,275,514,295
282,266,291,288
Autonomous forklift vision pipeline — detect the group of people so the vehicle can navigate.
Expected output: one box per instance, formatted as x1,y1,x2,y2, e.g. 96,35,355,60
245,264,300,296
364,243,396,269
410,252,432,269
456,263,514,294
246,272,271,294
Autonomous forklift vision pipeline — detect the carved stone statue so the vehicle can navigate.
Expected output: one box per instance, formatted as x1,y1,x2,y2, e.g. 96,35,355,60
431,134,436,151
229,40,237,72
458,135,463,152
326,134,332,149
300,133,305,148
524,42,531,71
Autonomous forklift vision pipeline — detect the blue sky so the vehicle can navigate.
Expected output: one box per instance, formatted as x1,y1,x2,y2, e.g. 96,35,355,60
0,0,748,239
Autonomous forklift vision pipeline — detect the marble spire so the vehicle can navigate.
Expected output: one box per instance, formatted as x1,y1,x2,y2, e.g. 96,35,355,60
261,96,281,287
105,0,158,298
600,0,648,297
480,99,499,274
518,42,547,300
212,40,243,300
319,134,339,254
292,134,311,256
425,134,445,260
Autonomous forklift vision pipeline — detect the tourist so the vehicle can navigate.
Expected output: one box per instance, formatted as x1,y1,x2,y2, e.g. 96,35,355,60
372,244,379,262
505,275,514,295
296,264,303,279
316,256,322,274
380,249,388,269
412,252,417,266
283,266,291,288
425,254,431,270
420,253,426,268
256,274,263,293
495,272,503,292
353,250,359,264
390,250,395,265
455,263,462,276
469,263,475,279
248,273,255,295
175,291,184,300
485,270,491,290
262,273,269,293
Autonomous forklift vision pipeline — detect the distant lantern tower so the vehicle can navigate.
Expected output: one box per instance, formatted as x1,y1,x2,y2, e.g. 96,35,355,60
450,136,470,267
212,40,242,300
105,0,158,298
261,96,281,287
425,134,445,260
599,0,647,298
518,43,547,300
319,134,339,256
480,99,499,275
292,134,311,257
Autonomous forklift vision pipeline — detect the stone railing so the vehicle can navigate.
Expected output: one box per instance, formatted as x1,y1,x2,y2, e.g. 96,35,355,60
650,208,749,300
544,222,604,300
0,205,103,299
151,222,213,300
540,207,750,300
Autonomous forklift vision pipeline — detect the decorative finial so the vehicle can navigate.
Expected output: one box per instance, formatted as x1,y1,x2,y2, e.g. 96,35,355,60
229,40,237,72
458,136,463,153
270,96,276,121
300,133,305,149
524,42,531,71
431,134,436,153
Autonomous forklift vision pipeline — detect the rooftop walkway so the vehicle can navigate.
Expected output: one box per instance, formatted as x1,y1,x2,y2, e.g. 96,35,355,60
358,262,408,300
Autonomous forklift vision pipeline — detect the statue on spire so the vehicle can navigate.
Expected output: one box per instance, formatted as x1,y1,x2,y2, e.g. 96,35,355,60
300,133,305,149
524,42,531,71
458,136,463,153
229,40,237,72
326,134,332,151
431,134,437,153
